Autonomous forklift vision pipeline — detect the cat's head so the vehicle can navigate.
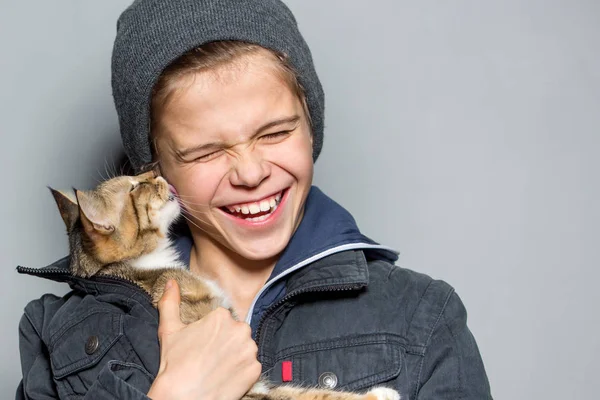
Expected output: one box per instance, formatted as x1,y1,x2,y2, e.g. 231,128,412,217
50,171,180,276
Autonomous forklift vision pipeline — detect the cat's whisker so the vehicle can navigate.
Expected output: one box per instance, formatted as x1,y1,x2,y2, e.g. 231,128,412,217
104,150,121,180
175,193,206,199
181,209,211,225
93,170,104,185
96,165,105,182
179,204,214,217
177,201,211,212
119,157,132,177
180,214,208,232
260,366,275,377
174,196,213,205
177,202,213,211
180,213,213,230
104,157,113,181
174,193,218,201
176,198,212,210
109,160,118,180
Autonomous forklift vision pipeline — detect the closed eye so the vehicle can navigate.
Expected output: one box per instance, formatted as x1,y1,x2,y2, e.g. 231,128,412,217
194,149,225,162
260,131,290,142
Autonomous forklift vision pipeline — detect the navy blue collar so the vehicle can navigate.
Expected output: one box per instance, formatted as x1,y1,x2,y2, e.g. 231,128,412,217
269,186,398,278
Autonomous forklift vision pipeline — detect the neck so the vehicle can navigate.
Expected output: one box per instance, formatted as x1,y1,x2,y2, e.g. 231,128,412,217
189,233,277,318
130,237,183,269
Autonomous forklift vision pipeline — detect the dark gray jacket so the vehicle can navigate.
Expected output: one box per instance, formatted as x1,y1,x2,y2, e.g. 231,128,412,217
16,188,492,399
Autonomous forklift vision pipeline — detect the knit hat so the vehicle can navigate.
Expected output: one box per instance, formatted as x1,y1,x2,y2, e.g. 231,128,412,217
112,0,324,171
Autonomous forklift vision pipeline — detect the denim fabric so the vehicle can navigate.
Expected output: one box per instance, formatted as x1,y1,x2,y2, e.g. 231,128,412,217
16,250,492,399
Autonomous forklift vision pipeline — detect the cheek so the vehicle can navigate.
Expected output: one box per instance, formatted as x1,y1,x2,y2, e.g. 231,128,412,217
270,133,314,175
162,163,225,206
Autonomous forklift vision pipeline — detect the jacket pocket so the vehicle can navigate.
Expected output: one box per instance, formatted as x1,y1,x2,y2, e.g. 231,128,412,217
269,333,404,392
48,310,130,396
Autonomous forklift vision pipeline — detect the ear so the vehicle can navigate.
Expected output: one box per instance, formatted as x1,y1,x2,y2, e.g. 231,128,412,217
75,190,115,237
49,187,79,231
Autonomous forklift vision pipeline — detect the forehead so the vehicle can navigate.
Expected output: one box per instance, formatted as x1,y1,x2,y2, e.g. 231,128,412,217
96,173,152,192
97,176,130,191
156,54,304,146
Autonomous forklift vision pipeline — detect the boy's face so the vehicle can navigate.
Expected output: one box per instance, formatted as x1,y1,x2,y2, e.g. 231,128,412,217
155,52,314,262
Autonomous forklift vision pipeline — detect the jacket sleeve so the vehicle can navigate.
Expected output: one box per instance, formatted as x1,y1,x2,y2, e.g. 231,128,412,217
416,291,493,399
17,297,155,400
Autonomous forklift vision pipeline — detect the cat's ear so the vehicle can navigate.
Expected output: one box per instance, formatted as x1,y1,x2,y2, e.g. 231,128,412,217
75,190,115,236
49,187,79,231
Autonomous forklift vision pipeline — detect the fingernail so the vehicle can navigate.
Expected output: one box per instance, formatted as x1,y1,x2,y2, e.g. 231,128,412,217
165,280,174,290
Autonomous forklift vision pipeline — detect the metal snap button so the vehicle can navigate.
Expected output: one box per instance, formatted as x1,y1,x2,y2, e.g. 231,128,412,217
85,335,99,355
318,372,338,389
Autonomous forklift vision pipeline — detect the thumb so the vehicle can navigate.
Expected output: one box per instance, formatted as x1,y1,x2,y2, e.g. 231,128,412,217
157,279,184,337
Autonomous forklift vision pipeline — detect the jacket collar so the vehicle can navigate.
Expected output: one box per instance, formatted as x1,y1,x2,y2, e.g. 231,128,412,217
270,186,398,277
284,249,370,294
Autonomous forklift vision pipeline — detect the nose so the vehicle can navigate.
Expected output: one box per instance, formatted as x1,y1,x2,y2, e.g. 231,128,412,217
229,150,270,188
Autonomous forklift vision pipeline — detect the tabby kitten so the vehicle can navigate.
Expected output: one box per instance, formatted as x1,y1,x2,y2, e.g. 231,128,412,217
50,171,400,400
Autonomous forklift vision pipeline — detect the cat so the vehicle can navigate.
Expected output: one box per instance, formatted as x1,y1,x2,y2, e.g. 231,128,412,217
50,170,400,400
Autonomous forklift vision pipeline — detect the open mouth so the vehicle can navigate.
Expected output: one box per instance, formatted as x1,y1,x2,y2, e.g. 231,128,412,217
220,190,285,222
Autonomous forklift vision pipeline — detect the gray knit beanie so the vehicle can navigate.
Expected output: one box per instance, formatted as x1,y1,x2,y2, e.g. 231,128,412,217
112,0,324,171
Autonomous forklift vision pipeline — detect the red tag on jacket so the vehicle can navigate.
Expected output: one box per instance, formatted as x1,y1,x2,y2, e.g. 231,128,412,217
282,361,292,382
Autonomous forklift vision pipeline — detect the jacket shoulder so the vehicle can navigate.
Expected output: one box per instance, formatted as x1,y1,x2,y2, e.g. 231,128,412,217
368,259,455,303
22,292,69,338
367,260,456,348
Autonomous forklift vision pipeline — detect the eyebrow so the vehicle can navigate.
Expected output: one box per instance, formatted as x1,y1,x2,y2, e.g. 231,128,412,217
175,115,300,159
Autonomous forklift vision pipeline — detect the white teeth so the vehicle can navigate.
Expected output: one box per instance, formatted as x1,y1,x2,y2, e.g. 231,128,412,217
225,191,283,217
259,200,270,212
246,213,270,222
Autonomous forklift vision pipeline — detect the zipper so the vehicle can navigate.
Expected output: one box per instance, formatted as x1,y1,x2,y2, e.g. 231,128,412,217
255,282,364,362
16,266,154,304
17,266,71,276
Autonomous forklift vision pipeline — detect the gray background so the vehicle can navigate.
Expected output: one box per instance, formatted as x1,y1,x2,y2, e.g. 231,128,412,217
1,0,598,398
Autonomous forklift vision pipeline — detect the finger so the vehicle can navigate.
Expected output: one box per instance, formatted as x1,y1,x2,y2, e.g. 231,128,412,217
157,279,184,336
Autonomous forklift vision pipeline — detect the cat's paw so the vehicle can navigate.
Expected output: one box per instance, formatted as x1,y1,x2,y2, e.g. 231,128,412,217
366,387,401,400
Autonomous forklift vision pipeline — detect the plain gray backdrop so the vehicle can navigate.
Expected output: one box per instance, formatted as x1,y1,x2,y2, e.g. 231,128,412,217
2,0,599,398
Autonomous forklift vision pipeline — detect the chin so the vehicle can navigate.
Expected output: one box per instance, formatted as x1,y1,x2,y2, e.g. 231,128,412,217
233,237,289,261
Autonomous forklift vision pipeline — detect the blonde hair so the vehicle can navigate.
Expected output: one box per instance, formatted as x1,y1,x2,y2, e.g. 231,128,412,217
150,41,311,157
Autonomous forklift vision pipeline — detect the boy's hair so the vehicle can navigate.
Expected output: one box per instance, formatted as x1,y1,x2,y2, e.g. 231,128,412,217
150,40,312,152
